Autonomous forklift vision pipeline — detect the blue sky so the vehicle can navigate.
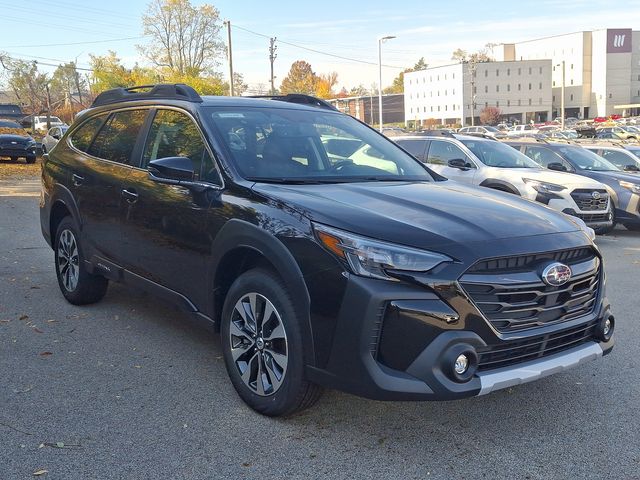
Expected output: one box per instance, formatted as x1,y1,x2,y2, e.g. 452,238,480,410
2,0,640,92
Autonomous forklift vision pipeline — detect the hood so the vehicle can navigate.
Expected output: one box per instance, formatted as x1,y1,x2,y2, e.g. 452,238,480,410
514,168,605,188
252,180,582,250
582,170,640,186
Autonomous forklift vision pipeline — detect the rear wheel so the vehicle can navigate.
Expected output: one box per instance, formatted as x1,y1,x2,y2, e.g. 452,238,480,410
221,268,322,416
54,217,108,305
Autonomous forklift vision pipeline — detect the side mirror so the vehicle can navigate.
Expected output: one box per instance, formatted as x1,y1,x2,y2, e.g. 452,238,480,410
448,158,470,170
624,164,640,172
548,162,567,172
148,156,194,182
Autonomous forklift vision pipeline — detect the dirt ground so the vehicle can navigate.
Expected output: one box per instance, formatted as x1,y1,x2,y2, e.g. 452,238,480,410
0,157,42,180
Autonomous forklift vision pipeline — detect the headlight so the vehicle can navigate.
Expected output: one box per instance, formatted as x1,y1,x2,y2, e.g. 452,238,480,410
619,180,640,194
313,223,452,281
523,178,567,193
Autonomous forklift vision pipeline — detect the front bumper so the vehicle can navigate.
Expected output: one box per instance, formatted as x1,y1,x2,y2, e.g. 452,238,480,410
0,145,37,158
306,273,613,401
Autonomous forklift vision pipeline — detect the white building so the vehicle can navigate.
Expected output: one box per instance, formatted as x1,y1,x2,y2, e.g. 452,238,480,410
496,29,640,118
404,60,552,127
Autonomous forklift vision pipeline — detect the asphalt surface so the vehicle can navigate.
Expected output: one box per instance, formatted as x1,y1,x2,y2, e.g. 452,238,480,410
1,175,639,480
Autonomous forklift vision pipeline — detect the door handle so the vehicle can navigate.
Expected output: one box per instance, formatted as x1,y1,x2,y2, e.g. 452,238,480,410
72,174,84,186
121,188,139,203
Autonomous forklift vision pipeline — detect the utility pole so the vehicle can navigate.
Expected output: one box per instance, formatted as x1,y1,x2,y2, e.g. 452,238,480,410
468,61,477,126
45,83,52,130
74,66,83,105
269,37,277,95
224,20,234,96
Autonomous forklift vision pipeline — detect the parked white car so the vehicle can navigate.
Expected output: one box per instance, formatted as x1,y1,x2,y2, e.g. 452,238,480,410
507,124,539,136
33,116,66,132
41,125,69,154
457,126,506,139
394,134,613,233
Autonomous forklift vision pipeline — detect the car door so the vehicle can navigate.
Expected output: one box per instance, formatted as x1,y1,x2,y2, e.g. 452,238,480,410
63,111,141,264
425,139,476,183
118,108,221,308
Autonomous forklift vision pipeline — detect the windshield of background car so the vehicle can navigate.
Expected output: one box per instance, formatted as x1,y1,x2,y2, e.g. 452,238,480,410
556,146,620,171
204,107,433,182
460,139,540,168
627,148,640,159
484,126,499,132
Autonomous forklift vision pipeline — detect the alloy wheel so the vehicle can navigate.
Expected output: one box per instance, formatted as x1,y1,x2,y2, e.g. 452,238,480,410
57,229,80,292
229,292,288,396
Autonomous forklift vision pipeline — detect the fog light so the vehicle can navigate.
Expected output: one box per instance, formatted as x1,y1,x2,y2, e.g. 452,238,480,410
454,354,469,374
603,318,612,336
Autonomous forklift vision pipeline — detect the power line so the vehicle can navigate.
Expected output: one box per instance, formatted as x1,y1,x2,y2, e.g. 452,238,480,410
3,36,146,49
233,24,404,70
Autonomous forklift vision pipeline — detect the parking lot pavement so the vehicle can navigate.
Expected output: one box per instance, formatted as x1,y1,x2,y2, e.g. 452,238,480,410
1,176,638,480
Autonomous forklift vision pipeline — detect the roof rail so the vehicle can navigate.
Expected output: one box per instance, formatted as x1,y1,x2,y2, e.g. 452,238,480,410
91,84,203,108
247,94,337,111
413,129,455,138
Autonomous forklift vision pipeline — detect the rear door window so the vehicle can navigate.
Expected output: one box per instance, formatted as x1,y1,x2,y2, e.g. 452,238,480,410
88,110,148,165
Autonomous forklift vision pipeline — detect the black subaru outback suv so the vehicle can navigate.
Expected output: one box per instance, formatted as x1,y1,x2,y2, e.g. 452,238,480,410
40,84,614,416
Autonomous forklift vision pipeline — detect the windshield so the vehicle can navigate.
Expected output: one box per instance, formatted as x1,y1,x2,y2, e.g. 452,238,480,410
627,148,640,159
204,107,433,183
483,126,499,132
556,146,620,171
460,139,540,168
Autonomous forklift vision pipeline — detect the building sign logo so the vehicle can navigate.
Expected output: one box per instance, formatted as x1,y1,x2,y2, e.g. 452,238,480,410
607,29,632,53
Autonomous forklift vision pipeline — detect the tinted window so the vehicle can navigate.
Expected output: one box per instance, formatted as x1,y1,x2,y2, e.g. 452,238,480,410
69,115,107,152
396,139,428,161
556,146,619,172
205,107,431,182
525,146,567,169
88,110,147,164
600,149,639,169
427,140,471,166
461,139,539,168
143,109,218,183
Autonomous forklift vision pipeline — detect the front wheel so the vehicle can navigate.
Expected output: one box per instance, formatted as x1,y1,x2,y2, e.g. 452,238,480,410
594,208,616,235
221,268,322,416
26,156,36,164
54,217,108,305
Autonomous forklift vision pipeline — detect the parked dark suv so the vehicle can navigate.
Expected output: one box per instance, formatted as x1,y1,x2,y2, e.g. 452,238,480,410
40,84,615,416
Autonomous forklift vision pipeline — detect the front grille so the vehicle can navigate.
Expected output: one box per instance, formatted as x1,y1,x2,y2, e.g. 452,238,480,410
477,320,598,371
574,212,610,223
571,189,608,211
461,249,600,332
467,247,593,274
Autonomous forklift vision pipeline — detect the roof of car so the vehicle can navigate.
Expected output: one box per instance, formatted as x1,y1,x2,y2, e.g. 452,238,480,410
199,95,337,112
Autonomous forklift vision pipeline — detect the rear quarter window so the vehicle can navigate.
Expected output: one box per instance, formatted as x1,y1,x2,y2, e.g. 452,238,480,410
69,115,107,152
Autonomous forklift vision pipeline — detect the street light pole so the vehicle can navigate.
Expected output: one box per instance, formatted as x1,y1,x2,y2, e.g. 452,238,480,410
560,60,565,130
378,35,396,132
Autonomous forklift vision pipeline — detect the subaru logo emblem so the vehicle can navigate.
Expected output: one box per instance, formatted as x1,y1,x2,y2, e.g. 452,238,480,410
542,262,572,286
592,191,601,200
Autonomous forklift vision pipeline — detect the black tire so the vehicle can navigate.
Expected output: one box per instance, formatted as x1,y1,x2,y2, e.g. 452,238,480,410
26,156,36,164
54,217,108,305
221,268,322,416
594,209,616,235
10,157,17,163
